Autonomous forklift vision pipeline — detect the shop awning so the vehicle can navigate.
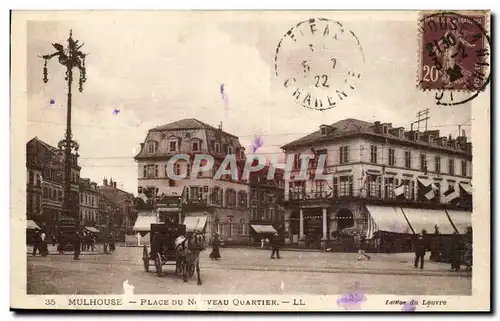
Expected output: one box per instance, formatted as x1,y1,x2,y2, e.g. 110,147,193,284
84,226,100,233
445,210,472,234
157,207,181,212
26,220,41,230
183,215,207,233
402,208,455,235
366,205,412,234
133,213,158,232
417,177,437,188
251,224,277,234
459,183,472,195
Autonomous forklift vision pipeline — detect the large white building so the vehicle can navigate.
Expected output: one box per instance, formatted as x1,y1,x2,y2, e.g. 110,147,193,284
281,118,472,250
133,119,252,244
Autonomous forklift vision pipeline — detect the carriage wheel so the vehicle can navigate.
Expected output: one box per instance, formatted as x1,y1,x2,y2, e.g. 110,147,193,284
142,246,149,272
155,253,163,277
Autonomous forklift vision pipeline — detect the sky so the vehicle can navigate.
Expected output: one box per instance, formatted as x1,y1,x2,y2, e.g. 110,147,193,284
26,11,473,195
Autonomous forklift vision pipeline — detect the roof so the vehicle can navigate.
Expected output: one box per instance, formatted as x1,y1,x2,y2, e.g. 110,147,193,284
28,137,59,153
149,118,238,139
280,118,472,156
281,118,374,149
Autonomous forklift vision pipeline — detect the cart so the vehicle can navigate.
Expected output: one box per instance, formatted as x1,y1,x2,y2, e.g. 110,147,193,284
142,223,186,277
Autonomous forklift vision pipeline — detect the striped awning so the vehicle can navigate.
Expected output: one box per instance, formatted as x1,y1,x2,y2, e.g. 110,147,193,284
26,220,41,230
251,225,277,234
459,183,472,195
446,210,472,234
402,208,455,235
366,206,412,235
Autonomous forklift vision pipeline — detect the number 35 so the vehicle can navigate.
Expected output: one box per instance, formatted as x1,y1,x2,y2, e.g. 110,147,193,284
45,299,56,306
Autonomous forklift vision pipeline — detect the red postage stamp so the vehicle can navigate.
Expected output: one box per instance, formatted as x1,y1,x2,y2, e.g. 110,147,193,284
418,11,490,92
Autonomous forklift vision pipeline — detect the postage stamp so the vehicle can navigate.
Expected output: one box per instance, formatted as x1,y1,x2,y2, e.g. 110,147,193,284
274,18,365,111
10,10,490,312
417,11,491,106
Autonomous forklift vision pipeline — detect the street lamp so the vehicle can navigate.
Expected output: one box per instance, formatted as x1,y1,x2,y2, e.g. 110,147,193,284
40,30,88,256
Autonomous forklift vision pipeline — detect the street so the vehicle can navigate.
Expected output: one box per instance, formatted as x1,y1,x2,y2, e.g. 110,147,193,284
27,247,471,295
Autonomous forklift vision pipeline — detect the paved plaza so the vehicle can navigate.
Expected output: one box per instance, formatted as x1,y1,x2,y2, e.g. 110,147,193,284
27,246,471,295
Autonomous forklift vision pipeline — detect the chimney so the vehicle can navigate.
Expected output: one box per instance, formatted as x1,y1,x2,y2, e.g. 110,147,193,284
113,182,117,188
218,122,223,130
103,177,108,186
374,121,381,133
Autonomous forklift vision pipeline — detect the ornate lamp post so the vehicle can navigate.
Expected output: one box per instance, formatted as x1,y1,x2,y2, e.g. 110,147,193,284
40,30,87,256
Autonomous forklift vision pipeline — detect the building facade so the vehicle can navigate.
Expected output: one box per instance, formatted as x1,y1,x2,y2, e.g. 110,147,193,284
249,164,286,242
134,118,251,244
281,119,473,249
79,178,99,227
26,137,81,235
97,177,136,240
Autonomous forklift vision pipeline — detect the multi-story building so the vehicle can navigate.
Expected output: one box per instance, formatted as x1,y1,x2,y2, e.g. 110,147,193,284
26,137,81,235
134,118,251,244
97,177,136,240
79,178,99,227
281,118,472,250
248,162,286,242
98,193,121,234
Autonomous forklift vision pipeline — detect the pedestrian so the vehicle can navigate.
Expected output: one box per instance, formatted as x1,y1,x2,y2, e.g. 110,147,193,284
413,232,426,269
270,232,281,259
260,237,264,249
450,232,464,271
108,233,115,252
357,233,371,261
209,233,221,260
32,230,40,256
52,234,56,247
39,230,48,256
73,230,81,260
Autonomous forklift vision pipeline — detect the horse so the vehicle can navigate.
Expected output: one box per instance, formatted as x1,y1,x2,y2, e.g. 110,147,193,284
175,231,205,285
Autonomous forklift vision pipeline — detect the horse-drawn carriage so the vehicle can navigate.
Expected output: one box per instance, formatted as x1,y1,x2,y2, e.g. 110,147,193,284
142,222,206,285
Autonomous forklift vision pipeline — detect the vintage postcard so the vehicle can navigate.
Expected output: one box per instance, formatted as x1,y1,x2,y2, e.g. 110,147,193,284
11,10,490,311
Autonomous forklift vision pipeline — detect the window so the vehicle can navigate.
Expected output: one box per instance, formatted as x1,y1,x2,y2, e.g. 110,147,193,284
147,141,158,153
320,127,327,135
290,181,306,199
80,194,84,203
217,222,224,235
314,180,325,198
239,149,245,159
367,174,382,198
225,189,237,207
186,164,191,177
228,146,234,155
174,164,181,176
270,208,276,221
461,160,467,176
214,142,221,153
405,151,411,168
29,171,34,186
388,149,395,166
237,219,244,235
339,146,349,164
415,132,420,141
52,189,56,200
192,141,200,152
144,165,158,178
293,154,300,170
384,177,395,199
169,141,178,152
91,197,94,207
383,125,388,134
403,179,415,201
448,158,455,175
433,182,441,203
36,173,42,187
370,145,378,164
336,176,353,197
435,156,441,173
399,129,404,138
238,191,247,208
420,154,427,171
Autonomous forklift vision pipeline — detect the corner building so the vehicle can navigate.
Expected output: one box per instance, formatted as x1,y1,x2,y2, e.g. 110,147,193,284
281,118,472,250
134,119,251,244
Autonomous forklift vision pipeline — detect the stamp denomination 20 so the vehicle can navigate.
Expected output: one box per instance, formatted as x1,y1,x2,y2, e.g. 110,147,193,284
418,11,490,106
274,18,365,111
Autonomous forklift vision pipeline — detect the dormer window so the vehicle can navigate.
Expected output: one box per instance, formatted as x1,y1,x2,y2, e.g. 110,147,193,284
428,135,434,143
398,129,404,138
169,141,178,152
415,132,420,141
147,141,159,153
228,146,234,155
214,142,221,153
239,148,246,159
383,125,388,134
192,140,200,152
320,126,327,135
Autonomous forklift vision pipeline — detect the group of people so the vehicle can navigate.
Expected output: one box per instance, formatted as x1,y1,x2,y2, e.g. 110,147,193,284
31,230,49,256
209,232,282,260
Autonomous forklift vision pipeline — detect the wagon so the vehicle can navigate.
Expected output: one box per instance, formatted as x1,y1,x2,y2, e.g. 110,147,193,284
142,223,186,276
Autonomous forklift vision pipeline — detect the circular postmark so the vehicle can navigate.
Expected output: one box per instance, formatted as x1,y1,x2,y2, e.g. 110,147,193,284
274,18,365,111
417,11,491,106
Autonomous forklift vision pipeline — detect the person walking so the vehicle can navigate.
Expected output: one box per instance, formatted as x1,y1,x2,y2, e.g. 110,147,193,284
357,233,371,260
32,230,40,256
209,234,221,260
413,233,426,269
73,230,81,260
270,232,281,259
39,230,48,256
450,232,464,271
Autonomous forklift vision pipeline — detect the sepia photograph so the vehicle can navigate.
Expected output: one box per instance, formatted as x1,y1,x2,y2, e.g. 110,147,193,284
10,10,490,311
